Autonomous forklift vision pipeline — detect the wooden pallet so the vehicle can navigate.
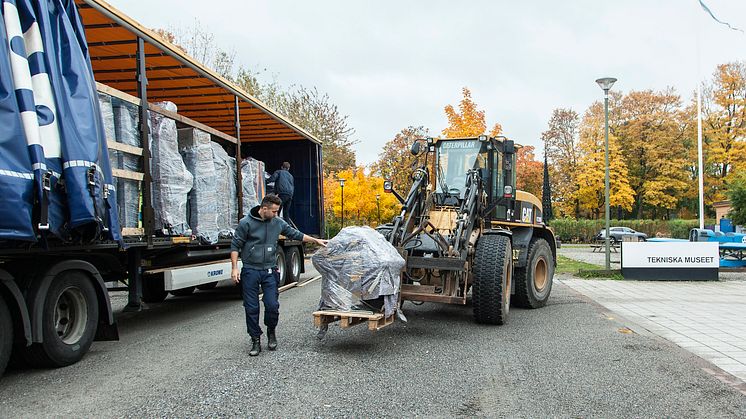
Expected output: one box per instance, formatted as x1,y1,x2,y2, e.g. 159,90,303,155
312,310,395,331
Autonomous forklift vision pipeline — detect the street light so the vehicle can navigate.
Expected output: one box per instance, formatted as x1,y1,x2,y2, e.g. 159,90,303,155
375,194,381,226
596,77,617,271
339,178,345,228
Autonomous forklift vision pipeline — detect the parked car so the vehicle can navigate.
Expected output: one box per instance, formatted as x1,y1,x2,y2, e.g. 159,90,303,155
595,227,648,243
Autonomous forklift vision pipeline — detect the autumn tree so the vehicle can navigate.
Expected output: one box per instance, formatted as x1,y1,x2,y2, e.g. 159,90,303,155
616,88,690,219
541,108,581,217
323,168,399,231
576,102,635,218
701,62,746,204
371,126,429,192
442,88,502,138
153,23,236,79
516,145,543,197
235,70,357,175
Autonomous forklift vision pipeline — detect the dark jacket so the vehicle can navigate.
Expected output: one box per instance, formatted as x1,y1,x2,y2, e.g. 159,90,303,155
231,206,304,269
269,169,294,197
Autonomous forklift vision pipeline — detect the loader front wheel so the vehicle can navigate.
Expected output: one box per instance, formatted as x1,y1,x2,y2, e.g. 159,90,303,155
472,234,512,325
513,238,554,309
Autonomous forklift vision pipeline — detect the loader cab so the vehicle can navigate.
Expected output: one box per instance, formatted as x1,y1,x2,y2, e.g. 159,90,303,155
432,136,516,216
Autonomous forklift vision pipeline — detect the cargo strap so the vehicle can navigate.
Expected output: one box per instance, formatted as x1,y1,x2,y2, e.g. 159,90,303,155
38,170,52,231
87,164,109,233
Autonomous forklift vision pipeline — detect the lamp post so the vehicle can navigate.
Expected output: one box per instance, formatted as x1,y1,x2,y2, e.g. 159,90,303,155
375,194,381,226
596,77,617,271
339,178,345,228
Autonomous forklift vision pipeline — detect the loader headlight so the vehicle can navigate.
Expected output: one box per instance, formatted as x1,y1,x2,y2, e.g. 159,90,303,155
383,180,393,192
503,185,513,197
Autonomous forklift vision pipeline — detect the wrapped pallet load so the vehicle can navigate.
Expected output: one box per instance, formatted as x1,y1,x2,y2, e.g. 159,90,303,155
150,102,193,236
178,128,220,244
211,142,237,236
112,99,141,229
241,157,266,212
312,226,405,318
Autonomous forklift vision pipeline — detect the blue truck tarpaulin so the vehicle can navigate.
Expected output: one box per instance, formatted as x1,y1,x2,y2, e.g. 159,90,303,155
0,12,34,241
1,0,122,243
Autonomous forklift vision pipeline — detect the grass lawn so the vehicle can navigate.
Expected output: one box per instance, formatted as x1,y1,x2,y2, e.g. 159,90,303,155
556,255,623,280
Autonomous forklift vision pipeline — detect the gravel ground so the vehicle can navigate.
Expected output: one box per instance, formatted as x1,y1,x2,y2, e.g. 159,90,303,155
559,244,746,281
2,265,745,417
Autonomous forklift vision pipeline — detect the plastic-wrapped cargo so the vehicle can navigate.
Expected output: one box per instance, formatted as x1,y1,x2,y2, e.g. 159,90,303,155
150,102,193,235
211,143,237,236
241,158,266,212
312,226,404,318
179,128,219,244
98,93,118,171
113,99,142,229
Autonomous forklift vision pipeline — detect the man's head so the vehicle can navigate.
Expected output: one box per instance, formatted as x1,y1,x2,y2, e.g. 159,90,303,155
282,161,290,170
258,194,282,220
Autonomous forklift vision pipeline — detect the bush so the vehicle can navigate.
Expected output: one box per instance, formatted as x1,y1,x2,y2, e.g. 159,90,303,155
547,218,714,243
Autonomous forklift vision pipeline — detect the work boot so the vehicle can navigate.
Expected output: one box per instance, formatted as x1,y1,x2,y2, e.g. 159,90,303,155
267,329,278,351
249,337,261,356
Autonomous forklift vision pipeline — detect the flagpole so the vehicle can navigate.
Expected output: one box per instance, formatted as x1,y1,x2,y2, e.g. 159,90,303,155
697,84,704,230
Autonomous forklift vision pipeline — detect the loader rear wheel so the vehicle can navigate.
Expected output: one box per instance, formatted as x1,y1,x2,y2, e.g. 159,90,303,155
473,234,512,325
0,296,12,377
513,238,554,309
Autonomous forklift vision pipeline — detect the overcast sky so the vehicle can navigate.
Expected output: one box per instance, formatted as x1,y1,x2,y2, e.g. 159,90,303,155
108,0,746,166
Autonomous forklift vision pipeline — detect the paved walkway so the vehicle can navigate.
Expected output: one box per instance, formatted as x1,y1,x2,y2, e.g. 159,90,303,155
559,278,746,383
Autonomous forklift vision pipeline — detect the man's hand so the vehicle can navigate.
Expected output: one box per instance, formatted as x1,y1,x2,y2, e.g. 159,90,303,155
231,267,240,284
315,238,329,247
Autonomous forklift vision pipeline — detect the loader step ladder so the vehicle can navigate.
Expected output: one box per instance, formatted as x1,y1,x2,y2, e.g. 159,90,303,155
313,310,395,331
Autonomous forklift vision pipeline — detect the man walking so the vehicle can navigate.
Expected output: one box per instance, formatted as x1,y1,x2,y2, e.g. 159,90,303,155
268,162,294,222
231,194,327,356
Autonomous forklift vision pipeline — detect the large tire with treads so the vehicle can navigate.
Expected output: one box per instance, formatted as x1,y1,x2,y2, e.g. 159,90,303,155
24,271,99,368
0,296,12,377
472,234,512,325
513,238,554,308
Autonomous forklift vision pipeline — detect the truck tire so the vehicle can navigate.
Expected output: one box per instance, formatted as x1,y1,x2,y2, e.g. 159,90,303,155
196,281,218,290
142,275,168,303
284,246,301,285
0,296,12,377
275,247,287,286
472,234,512,325
25,271,98,368
513,238,554,309
170,286,196,297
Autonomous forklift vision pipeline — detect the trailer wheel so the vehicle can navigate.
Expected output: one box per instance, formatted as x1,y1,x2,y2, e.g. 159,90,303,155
513,238,554,309
197,282,218,290
284,246,301,285
25,271,98,368
472,234,512,325
275,247,287,286
0,296,12,377
170,286,196,297
142,275,168,303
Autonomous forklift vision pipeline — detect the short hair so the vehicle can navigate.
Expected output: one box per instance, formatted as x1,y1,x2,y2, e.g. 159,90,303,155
261,194,282,208
281,161,290,170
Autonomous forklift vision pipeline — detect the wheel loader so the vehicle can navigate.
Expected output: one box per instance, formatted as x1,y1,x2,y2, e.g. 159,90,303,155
376,135,556,324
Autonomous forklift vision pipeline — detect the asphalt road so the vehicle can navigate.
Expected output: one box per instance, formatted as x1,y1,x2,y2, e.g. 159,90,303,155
1,268,746,418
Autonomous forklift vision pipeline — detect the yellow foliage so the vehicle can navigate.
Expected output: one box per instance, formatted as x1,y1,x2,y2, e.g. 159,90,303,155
323,167,400,227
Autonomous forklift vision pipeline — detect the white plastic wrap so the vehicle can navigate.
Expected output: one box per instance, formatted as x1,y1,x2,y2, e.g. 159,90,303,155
98,93,117,171
150,102,193,236
113,99,141,229
211,143,237,236
179,128,219,244
241,157,266,212
312,226,404,317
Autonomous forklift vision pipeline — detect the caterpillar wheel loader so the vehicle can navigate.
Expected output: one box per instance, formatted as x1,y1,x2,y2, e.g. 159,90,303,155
377,135,556,324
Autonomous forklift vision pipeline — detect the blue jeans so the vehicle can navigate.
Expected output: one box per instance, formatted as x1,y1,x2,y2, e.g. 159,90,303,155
241,267,280,338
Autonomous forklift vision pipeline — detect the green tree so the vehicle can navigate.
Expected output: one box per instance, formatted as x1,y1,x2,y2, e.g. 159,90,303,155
372,126,429,192
727,171,746,226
